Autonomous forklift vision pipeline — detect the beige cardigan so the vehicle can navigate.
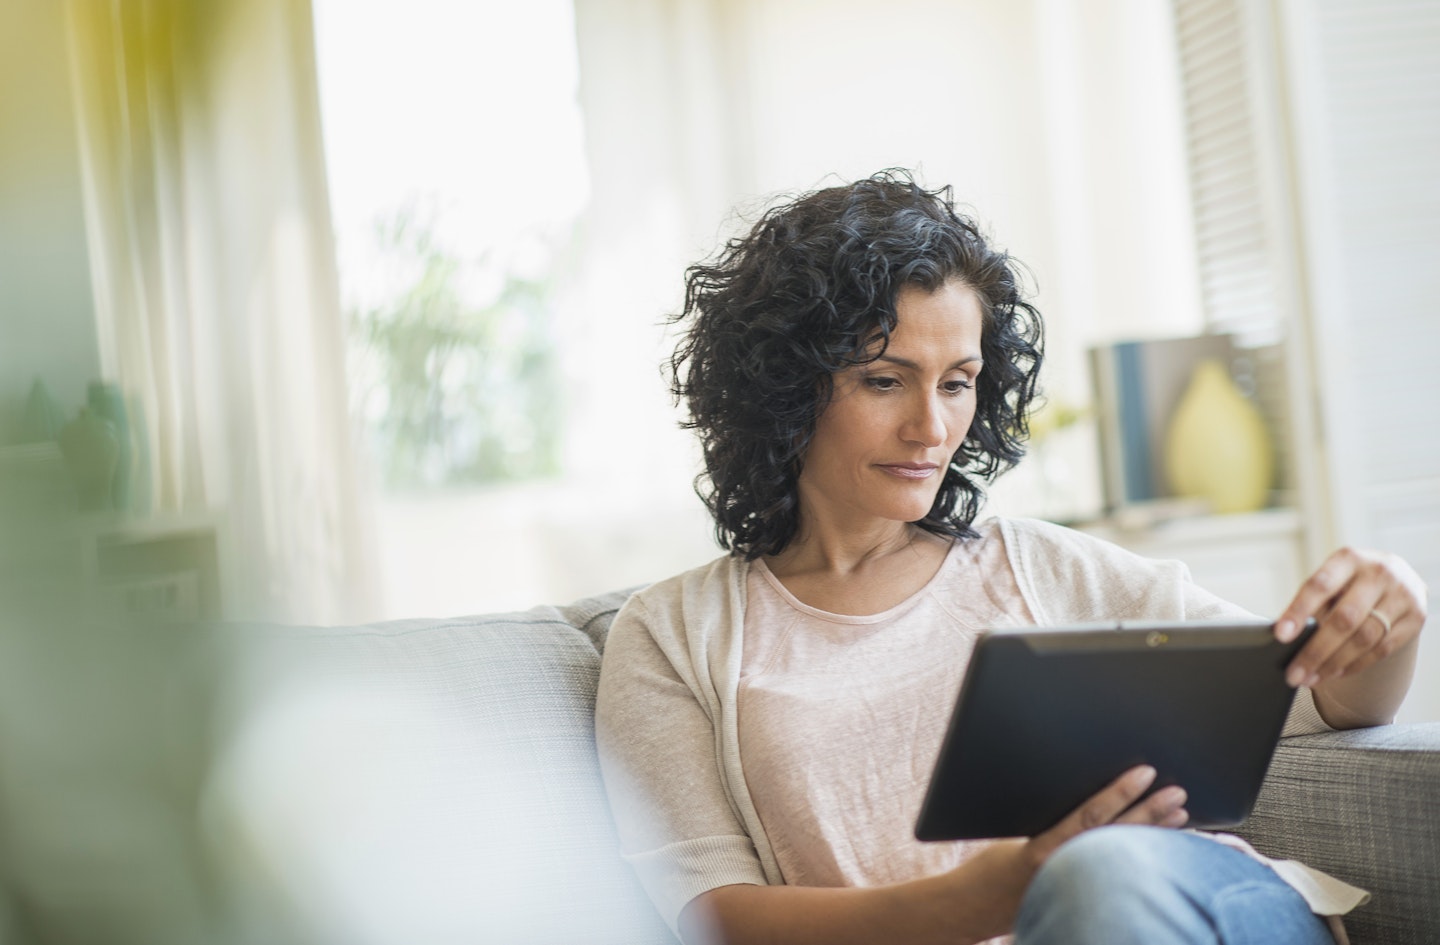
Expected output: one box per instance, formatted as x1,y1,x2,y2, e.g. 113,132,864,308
594,517,1348,935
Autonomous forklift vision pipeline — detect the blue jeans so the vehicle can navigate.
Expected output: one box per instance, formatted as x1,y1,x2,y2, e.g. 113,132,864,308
1015,825,1335,945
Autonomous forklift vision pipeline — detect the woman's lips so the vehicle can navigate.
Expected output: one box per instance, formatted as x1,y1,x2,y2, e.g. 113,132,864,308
877,463,941,480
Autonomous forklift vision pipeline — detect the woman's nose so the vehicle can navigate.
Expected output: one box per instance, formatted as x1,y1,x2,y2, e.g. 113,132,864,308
903,394,947,447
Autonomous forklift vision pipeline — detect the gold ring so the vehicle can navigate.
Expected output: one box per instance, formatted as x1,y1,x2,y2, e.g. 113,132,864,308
1368,608,1393,636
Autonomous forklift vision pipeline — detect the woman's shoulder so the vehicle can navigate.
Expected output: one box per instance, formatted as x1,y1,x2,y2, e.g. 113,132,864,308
624,553,748,610
986,516,1194,623
990,514,1103,547
610,553,749,648
990,515,1174,566
600,553,751,710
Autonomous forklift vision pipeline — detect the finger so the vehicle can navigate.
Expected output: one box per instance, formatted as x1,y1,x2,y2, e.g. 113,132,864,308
1032,766,1156,857
1312,591,1415,680
1274,549,1365,644
1115,785,1188,827
1285,573,1388,687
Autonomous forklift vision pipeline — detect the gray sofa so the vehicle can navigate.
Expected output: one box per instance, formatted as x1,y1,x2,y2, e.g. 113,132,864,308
265,590,1439,945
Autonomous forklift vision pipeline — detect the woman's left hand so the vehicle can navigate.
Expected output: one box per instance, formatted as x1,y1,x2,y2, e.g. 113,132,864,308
1275,547,1427,690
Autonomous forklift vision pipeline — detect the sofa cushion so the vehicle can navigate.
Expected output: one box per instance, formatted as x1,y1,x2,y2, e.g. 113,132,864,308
213,589,676,944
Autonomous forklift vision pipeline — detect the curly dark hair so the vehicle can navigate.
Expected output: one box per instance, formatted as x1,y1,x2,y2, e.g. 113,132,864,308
669,170,1044,559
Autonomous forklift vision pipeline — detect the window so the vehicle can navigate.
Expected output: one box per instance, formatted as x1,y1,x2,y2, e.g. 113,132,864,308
315,0,602,616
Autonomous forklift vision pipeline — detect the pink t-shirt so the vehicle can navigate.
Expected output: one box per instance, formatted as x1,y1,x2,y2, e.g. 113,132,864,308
738,520,1033,889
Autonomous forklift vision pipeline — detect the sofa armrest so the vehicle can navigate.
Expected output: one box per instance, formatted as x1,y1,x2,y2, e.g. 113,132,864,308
1236,722,1440,945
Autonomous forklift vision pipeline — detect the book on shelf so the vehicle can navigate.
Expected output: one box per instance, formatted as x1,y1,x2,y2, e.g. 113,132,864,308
1089,334,1236,511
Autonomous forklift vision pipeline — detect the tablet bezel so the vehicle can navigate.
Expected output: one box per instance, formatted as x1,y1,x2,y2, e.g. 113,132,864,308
914,618,1317,842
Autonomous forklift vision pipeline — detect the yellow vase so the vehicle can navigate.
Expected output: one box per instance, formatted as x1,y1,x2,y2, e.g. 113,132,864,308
1164,359,1274,514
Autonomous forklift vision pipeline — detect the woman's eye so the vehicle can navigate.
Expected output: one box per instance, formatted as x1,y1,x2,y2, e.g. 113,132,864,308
943,379,974,394
864,376,900,391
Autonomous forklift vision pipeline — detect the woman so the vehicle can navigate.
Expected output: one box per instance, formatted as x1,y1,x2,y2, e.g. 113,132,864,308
595,171,1425,945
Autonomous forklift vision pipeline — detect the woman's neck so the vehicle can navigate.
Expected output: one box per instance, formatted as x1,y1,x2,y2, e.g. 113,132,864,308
766,521,935,580
761,522,953,616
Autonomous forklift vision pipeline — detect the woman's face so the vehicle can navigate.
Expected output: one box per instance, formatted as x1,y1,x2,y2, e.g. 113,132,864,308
796,280,985,535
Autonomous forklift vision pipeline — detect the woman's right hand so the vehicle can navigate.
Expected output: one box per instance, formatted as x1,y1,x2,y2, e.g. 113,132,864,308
943,765,1188,943
1026,764,1188,864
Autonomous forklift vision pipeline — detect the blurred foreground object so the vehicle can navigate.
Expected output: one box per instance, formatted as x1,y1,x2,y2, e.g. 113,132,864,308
1,449,667,942
56,408,120,512
0,470,231,943
204,601,673,945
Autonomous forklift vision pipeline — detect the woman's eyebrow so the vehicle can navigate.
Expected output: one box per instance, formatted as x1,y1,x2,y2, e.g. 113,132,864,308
875,354,984,371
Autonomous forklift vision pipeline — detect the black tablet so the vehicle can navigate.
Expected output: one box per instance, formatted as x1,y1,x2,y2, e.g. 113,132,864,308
914,618,1317,841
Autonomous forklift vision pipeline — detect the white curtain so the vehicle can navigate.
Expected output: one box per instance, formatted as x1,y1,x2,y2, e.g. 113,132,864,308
63,0,379,624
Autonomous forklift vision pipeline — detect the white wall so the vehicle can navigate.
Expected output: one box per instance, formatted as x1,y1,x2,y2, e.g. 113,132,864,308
731,0,1204,382
1278,0,1440,723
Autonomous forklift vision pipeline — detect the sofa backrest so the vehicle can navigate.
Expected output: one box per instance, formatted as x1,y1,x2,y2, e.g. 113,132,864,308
214,590,677,944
